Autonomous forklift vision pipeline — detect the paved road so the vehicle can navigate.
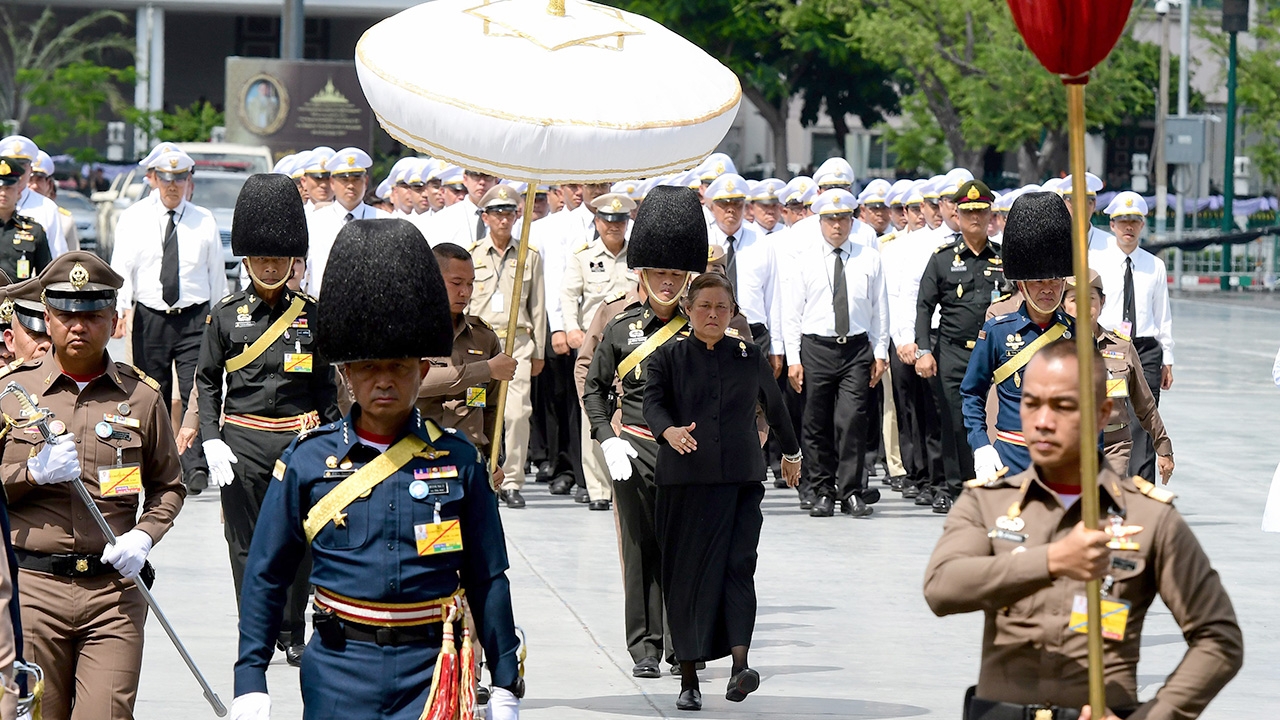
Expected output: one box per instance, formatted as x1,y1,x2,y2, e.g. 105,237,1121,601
132,296,1278,718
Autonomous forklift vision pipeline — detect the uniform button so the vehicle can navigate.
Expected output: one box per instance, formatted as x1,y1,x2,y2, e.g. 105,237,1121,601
269,373,275,378
388,503,395,511
387,542,394,550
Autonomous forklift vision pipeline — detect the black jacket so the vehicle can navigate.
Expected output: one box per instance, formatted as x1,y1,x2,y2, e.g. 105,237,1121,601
643,335,798,486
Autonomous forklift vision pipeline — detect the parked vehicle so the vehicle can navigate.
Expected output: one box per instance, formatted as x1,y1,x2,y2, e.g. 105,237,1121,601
176,143,273,175
57,191,99,255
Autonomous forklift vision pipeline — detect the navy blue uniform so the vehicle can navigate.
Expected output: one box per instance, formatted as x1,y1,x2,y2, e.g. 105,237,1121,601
233,408,519,720
960,305,1074,475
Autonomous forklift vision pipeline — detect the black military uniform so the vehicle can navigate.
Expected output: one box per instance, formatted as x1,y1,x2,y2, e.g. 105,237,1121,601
195,175,339,663
582,186,708,676
0,159,50,282
915,181,1002,503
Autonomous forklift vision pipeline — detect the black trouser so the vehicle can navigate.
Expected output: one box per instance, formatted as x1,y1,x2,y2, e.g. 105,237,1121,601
220,423,311,644
1127,336,1163,482
751,324,784,475
800,334,873,503
865,382,885,477
933,338,974,498
132,303,207,478
530,332,580,483
782,373,807,496
615,434,669,663
889,341,943,487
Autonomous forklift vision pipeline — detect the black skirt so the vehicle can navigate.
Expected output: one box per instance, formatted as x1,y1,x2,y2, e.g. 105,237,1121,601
655,482,765,663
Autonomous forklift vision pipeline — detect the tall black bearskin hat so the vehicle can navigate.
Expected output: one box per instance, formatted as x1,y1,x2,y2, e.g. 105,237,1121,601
231,173,309,257
315,218,453,363
626,186,708,273
1001,191,1074,281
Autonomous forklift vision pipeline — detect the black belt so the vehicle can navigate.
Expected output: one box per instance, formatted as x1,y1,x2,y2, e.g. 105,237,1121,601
1131,336,1161,353
140,302,205,317
967,695,1135,720
802,332,867,347
944,336,979,348
15,548,155,588
313,607,442,648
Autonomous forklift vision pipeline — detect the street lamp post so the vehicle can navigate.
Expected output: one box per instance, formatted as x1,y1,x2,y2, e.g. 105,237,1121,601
1220,0,1248,290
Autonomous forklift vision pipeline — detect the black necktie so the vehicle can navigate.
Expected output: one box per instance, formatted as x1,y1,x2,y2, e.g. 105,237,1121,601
344,212,354,225
475,211,487,241
1123,256,1136,326
832,247,849,338
725,234,739,290
161,210,180,307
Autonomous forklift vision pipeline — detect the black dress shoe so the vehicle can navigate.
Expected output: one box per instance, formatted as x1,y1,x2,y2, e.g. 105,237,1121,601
670,661,706,676
773,476,788,489
725,667,760,702
285,643,304,667
889,476,905,492
632,657,661,678
915,487,936,506
573,485,590,503
185,470,208,496
548,476,574,495
534,461,554,483
588,499,611,511
901,482,920,499
676,688,702,711
862,487,881,505
932,493,953,514
809,496,834,517
501,490,526,509
841,495,874,518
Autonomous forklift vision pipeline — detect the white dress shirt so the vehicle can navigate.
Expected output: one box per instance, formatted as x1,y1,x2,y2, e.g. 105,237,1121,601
782,237,888,365
1088,226,1115,252
110,198,225,312
304,202,390,296
18,187,68,256
710,221,783,355
427,197,482,248
892,228,949,344
1089,243,1174,364
532,203,595,334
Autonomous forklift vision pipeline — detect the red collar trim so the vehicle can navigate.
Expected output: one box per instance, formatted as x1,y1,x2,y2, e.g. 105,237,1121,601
354,428,396,445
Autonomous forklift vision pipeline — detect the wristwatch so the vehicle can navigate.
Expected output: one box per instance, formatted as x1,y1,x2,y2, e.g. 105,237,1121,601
915,348,932,359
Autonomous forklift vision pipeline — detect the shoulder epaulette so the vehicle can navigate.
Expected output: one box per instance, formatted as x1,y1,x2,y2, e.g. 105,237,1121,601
724,327,741,338
605,291,628,303
467,241,480,252
15,216,34,231
573,242,590,254
995,293,1011,303
297,421,341,445
1131,476,1175,504
58,207,72,217
300,292,319,304
0,358,24,381
992,313,1011,323
879,231,897,243
934,243,953,254
125,365,162,392
473,315,493,330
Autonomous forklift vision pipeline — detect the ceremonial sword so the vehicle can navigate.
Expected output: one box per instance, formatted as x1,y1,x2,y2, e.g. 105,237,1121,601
1,381,228,717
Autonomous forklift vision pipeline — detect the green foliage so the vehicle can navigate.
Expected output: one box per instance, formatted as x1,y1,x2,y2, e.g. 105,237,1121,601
21,61,135,163
881,92,949,175
0,7,134,130
157,101,225,143
1203,6,1280,184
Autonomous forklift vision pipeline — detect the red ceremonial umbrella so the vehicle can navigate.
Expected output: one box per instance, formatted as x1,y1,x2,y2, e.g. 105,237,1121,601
1005,1,1133,715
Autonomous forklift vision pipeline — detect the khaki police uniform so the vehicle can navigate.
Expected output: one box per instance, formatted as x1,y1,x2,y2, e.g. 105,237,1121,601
417,314,503,458
924,465,1241,718
468,236,546,490
1097,328,1171,477
0,255,185,719
562,237,631,503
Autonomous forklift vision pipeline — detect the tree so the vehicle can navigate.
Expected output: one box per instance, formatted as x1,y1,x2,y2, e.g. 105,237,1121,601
22,61,135,163
0,7,134,131
156,101,226,143
605,0,896,178
1202,5,1280,185
832,0,1164,184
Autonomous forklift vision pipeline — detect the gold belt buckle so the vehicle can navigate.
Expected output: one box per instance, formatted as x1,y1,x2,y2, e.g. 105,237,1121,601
1033,708,1053,720
74,558,89,573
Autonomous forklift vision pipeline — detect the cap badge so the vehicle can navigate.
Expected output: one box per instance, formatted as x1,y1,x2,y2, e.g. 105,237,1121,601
610,198,622,211
967,186,981,200
707,247,716,261
69,262,89,289
716,162,725,174
498,187,509,199
346,155,356,166
726,180,736,194
168,157,178,168
0,299,12,323
1125,198,1134,207
0,161,9,175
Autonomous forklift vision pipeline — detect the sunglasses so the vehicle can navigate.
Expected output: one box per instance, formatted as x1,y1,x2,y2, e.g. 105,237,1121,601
332,172,368,183
305,172,331,181
156,171,191,184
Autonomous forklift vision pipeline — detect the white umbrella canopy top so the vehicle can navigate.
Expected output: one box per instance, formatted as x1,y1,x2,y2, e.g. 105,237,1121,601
355,0,742,182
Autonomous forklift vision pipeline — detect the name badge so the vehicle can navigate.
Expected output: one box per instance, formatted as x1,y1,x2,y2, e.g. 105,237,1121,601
1105,378,1129,398
490,291,505,315
1069,594,1131,641
283,352,313,373
15,258,30,279
98,464,143,497
415,520,464,556
466,386,486,408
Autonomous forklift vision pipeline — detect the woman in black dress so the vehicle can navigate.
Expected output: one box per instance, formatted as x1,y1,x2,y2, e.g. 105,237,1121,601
643,272,801,711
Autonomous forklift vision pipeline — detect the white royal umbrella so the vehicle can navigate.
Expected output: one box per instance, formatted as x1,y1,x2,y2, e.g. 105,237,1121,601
355,0,741,472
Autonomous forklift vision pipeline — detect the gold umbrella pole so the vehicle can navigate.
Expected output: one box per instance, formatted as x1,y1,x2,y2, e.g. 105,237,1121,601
1066,82,1106,715
488,187,540,479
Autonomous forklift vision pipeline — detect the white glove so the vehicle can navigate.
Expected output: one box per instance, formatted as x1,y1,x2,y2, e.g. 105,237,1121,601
27,434,80,485
973,445,1004,483
600,437,637,482
203,439,239,487
101,529,153,579
231,692,271,720
486,687,520,720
